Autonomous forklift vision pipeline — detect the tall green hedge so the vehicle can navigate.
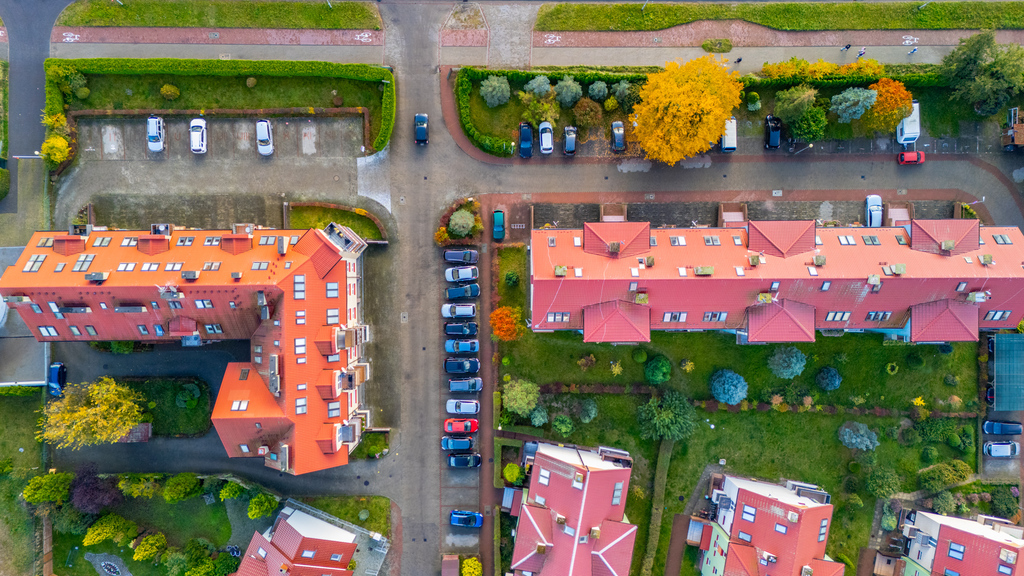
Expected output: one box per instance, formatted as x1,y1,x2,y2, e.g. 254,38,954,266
741,72,944,91
640,439,674,576
44,58,396,151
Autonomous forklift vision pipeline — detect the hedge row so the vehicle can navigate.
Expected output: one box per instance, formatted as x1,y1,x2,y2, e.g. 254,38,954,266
0,385,39,397
493,506,502,576
44,58,396,151
0,168,9,202
741,72,945,90
639,439,675,576
493,437,524,489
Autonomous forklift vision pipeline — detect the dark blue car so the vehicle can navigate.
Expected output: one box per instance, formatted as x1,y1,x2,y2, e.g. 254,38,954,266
519,122,533,158
450,510,484,528
47,362,67,397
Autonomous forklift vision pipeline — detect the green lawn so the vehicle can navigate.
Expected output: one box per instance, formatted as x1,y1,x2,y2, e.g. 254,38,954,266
54,532,165,576
497,246,528,310
302,496,391,536
125,378,212,437
58,0,381,29
535,2,1024,32
349,431,389,460
0,393,43,576
290,205,384,241
74,73,384,148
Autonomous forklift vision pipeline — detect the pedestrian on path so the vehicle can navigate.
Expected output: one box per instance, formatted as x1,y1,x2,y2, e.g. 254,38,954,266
908,47,918,55
841,44,851,52
857,47,866,58
734,57,742,64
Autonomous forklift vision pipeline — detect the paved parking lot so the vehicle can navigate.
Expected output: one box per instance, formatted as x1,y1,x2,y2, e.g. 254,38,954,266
55,116,367,228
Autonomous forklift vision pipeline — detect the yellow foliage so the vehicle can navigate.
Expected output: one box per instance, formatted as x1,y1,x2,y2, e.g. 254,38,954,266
912,396,926,407
41,136,71,164
632,56,741,165
461,558,482,576
41,113,67,130
610,360,623,376
38,377,145,450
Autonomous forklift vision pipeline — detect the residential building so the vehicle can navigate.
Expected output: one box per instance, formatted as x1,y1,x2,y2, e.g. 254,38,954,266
529,220,1024,344
511,443,637,576
900,510,1024,576
696,475,844,576
0,222,372,475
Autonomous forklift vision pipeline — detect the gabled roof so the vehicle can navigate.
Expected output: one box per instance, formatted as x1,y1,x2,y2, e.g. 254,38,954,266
583,222,650,259
917,512,1024,576
910,299,979,342
746,299,815,343
911,219,980,255
583,300,650,343
232,508,357,576
723,542,759,576
590,521,638,576
511,504,554,573
807,558,846,576
747,221,816,258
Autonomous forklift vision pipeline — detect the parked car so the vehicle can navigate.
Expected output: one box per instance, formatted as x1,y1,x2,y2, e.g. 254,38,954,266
539,121,554,154
898,151,925,165
189,118,208,154
448,453,483,468
444,418,478,433
492,210,505,241
255,119,274,156
445,322,478,336
445,357,481,374
445,284,480,300
449,510,484,528
446,399,481,415
445,339,480,354
983,421,1023,435
984,441,1020,457
519,122,533,158
414,113,429,145
445,266,479,282
764,115,782,149
611,121,625,152
442,304,476,318
449,377,483,393
986,384,995,406
865,194,883,228
444,249,479,264
146,115,165,153
441,436,475,451
47,362,67,397
563,126,577,156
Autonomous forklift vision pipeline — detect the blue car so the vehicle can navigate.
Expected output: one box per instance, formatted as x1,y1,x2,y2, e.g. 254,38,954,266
519,122,533,158
492,210,505,242
47,362,67,397
445,339,480,354
450,510,484,528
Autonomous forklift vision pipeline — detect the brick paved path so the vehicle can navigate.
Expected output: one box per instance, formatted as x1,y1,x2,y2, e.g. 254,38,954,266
52,26,383,45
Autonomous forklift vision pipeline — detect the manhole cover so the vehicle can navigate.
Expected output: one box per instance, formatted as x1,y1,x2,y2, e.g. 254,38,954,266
401,312,408,323
209,32,220,39
334,175,340,181
101,563,121,576
645,193,655,200
399,196,406,204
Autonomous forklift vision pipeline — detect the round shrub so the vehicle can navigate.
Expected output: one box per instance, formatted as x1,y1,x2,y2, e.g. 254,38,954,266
525,75,552,97
580,398,598,424
937,343,954,355
503,463,523,484
710,369,748,406
554,76,582,108
947,433,962,449
816,366,842,391
921,445,939,464
848,494,864,509
530,406,549,427
505,271,520,287
880,509,898,531
603,96,619,112
588,81,608,101
902,427,921,445
552,415,574,437
481,75,511,108
572,97,603,128
75,87,91,99
768,346,807,379
612,80,631,101
848,461,862,474
447,209,475,238
907,352,925,370
886,362,899,375
644,355,672,386
867,467,901,498
747,92,760,104
932,491,955,515
160,84,180,101
632,348,648,363
842,475,860,493
246,77,257,88
944,374,959,387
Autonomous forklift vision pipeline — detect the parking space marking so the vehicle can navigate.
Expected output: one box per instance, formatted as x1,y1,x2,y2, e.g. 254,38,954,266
301,125,317,156
236,126,253,152
101,125,124,160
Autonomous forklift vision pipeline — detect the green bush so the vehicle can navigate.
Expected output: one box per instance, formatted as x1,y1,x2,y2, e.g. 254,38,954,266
247,493,278,519
572,97,602,128
0,383,36,397
767,346,807,379
480,75,511,108
219,482,245,501
644,355,672,386
75,86,91,99
503,463,523,484
921,445,939,464
603,95,619,111
525,75,552,97
552,415,574,437
847,494,864,509
944,374,959,387
160,83,180,100
612,80,631,101
530,406,549,427
932,491,955,515
710,369,748,405
842,475,860,493
816,366,842,391
554,75,583,108
917,418,960,443
0,168,9,203
880,508,898,531
918,459,971,493
991,486,1018,519
903,427,921,445
867,467,901,498
907,352,925,369
504,271,520,287
162,473,201,504
847,461,862,474
580,398,598,423
588,81,608,101
701,38,732,53
448,209,475,237
632,348,648,363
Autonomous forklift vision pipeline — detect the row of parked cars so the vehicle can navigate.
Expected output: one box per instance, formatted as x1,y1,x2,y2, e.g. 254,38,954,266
982,419,1022,458
518,121,625,158
146,115,275,156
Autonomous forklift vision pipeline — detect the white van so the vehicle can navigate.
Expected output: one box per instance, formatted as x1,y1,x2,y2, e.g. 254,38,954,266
721,116,737,152
897,100,920,145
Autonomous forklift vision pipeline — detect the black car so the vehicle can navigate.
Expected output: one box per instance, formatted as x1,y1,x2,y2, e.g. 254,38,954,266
611,121,626,152
519,122,533,158
446,284,480,300
764,115,782,149
444,249,479,264
449,377,483,393
564,126,577,156
445,357,481,374
47,362,67,397
448,453,483,468
414,113,429,145
445,322,478,336
984,420,1024,435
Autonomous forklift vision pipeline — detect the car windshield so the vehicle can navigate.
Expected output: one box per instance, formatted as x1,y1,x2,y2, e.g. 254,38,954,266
191,126,202,133
148,132,159,142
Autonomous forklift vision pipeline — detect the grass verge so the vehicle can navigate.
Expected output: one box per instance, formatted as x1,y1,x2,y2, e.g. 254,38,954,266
535,2,1024,32
125,377,212,436
302,495,391,536
57,0,381,29
496,246,528,311
494,437,524,489
290,205,384,241
640,440,673,576
350,431,389,460
0,392,43,576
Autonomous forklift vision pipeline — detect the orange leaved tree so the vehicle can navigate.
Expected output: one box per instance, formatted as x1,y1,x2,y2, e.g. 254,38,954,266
490,306,525,342
632,55,742,165
862,78,913,134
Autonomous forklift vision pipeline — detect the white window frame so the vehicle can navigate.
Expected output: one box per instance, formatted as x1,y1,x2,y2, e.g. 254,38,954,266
39,326,58,337
295,397,308,415
294,274,306,300
142,262,159,271
164,262,183,271
538,468,550,486
23,254,46,272
231,400,249,411
327,282,339,298
741,505,756,522
328,401,341,418
295,338,306,354
327,309,340,325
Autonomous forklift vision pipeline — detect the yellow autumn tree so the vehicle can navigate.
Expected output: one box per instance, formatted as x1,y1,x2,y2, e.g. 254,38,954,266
862,78,913,134
38,377,144,450
632,56,742,165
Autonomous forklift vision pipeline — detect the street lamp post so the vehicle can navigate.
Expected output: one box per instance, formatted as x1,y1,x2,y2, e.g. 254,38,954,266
791,143,814,155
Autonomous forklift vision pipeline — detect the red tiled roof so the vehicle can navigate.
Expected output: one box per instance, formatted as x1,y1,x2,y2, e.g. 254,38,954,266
583,222,650,259
911,219,980,255
138,235,170,256
924,513,1024,576
232,509,357,576
583,300,650,343
910,299,979,342
730,486,835,576
53,236,85,256
699,524,713,551
723,542,758,576
590,521,638,576
807,558,845,576
168,316,198,336
511,504,554,573
746,299,815,343
747,221,816,258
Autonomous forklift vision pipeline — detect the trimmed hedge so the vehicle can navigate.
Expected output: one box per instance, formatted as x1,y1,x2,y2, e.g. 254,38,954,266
493,437,524,489
0,168,9,202
44,58,395,152
640,439,674,576
0,384,37,397
741,72,943,91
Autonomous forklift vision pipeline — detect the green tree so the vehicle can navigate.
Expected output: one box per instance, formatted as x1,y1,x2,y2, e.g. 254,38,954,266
710,369,748,405
530,406,549,427
791,107,827,142
83,513,138,546
991,486,1018,519
447,209,475,238
118,473,162,498
517,91,559,127
588,81,608,101
816,366,842,391
503,379,539,418
52,503,95,535
163,473,201,504
39,377,145,450
637,390,697,441
160,84,180,100
480,75,511,108
767,346,807,379
932,491,956,515
774,84,817,124
830,88,877,123
525,76,552,97
163,551,188,576
248,493,277,519
23,473,74,505
134,533,167,562
554,76,583,108
838,421,880,451
552,415,575,437
867,467,901,498
644,355,672,386
219,482,245,501
580,398,598,424
941,31,1024,116
612,80,631,101
847,494,864,509
213,553,241,576
503,463,523,484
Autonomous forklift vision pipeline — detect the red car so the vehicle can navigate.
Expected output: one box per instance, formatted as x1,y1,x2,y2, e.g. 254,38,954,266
444,418,478,434
898,151,925,165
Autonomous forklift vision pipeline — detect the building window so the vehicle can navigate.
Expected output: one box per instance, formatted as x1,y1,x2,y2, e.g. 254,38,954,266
176,236,195,246
93,236,112,247
296,310,306,325
732,236,743,246
138,325,149,335
231,400,249,411
202,261,220,271
195,299,214,309
703,312,727,322
331,554,343,562
944,571,959,576
649,236,657,246
119,237,137,247
611,481,623,505
838,235,856,245
204,236,221,246
142,262,159,271
151,301,160,310
155,325,164,336
205,324,223,334
257,548,267,559
986,310,1012,321
301,550,315,559
85,325,97,336
23,254,46,272
825,311,851,322
295,338,306,354
538,468,550,486
703,236,721,246
866,311,892,321
328,401,341,418
290,235,300,245
100,302,107,310
738,532,752,542
239,444,249,453
164,262,183,271
535,494,546,506
774,523,788,534
295,398,307,415
861,235,881,245
72,254,96,272
670,236,685,246
55,263,66,272
251,262,269,270
327,309,340,325
628,282,638,292
168,301,183,309
999,566,1013,575
546,312,571,323
741,505,756,522
327,282,339,298
37,237,54,247
819,519,828,542
994,234,1013,245
956,282,967,292
770,282,780,292
29,303,42,314
69,326,81,336
662,312,686,323
948,542,965,561
258,235,276,246
821,281,831,291
39,326,58,337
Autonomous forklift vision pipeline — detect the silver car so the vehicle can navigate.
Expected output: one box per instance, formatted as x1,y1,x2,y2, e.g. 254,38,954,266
446,399,480,415
984,441,1020,457
866,195,882,227
255,119,273,156
189,118,207,154
146,115,165,153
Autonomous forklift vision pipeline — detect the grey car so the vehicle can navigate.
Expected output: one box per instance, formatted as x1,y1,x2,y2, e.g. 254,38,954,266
866,195,883,228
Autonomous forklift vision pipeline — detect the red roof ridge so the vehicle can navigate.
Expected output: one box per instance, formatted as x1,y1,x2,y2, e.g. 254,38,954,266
911,219,980,256
583,300,651,343
583,222,651,259
910,299,979,342
747,221,816,258
747,299,815,343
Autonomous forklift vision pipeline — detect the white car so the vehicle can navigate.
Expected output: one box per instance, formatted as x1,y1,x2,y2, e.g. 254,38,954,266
255,119,274,156
866,195,882,228
539,121,554,154
442,304,476,318
984,441,1020,458
146,115,165,153
189,118,208,154
445,266,479,283
446,399,480,415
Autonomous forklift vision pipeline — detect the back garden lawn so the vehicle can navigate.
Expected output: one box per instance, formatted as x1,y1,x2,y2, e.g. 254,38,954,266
0,392,43,576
